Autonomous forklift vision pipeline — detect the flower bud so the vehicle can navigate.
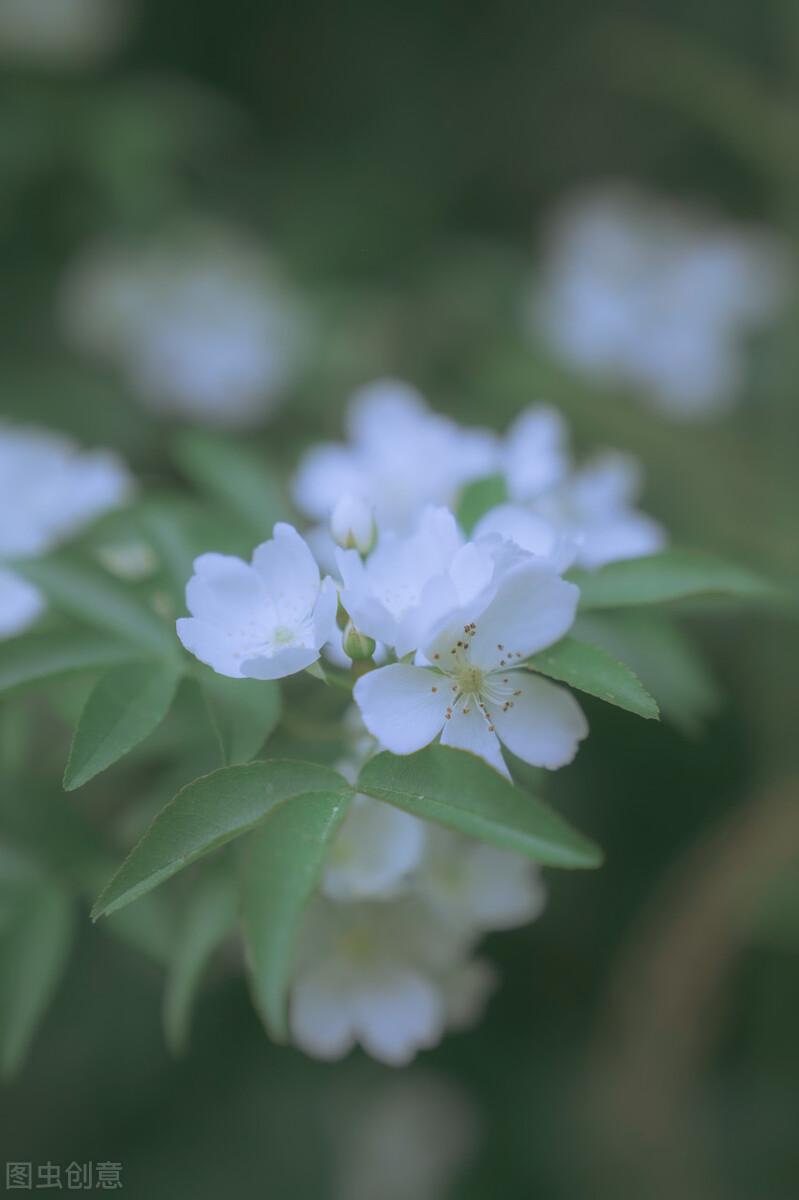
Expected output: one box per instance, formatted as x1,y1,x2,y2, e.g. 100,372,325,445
330,493,376,555
342,621,376,661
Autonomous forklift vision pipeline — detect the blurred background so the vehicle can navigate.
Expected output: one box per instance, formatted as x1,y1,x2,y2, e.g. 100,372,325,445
1,0,798,1197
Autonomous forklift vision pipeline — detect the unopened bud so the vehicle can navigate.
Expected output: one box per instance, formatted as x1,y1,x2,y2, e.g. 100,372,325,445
330,493,376,555
342,621,376,661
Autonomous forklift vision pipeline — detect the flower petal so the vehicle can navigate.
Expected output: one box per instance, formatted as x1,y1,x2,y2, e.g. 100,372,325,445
291,964,357,1061
241,644,321,681
440,702,509,778
185,553,266,626
353,966,445,1065
176,617,245,677
491,672,588,769
467,565,579,671
251,524,320,618
354,664,448,755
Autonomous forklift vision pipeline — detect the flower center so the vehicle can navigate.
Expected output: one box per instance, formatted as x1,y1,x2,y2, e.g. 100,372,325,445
272,625,295,646
455,664,485,697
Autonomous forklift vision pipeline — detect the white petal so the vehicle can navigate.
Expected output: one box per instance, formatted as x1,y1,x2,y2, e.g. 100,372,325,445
185,553,266,625
251,524,320,617
577,513,666,569
491,672,588,769
291,444,364,519
241,644,321,680
467,565,579,671
473,504,575,571
0,569,45,639
291,964,357,1061
353,966,445,1065
176,617,245,677
504,406,569,501
353,664,448,755
312,576,340,647
460,847,547,929
323,796,426,901
442,959,498,1032
440,703,509,778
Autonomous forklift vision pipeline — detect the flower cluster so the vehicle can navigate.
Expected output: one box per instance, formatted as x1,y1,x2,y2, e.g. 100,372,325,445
59,224,306,428
532,183,787,418
0,423,131,638
289,741,545,1065
176,383,668,1063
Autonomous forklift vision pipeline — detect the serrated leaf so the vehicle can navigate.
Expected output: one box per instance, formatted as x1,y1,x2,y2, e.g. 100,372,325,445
357,746,602,869
0,630,146,695
198,671,282,766
574,611,721,736
64,661,183,790
571,549,779,611
175,429,288,539
13,554,177,656
527,635,659,720
242,790,351,1041
163,869,239,1054
0,873,74,1078
457,474,509,534
92,760,353,919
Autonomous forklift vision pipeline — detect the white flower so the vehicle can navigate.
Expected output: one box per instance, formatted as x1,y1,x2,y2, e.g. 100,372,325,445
59,226,305,427
481,406,666,569
330,493,376,555
0,423,132,639
353,556,586,776
322,791,426,902
290,895,477,1066
292,378,499,534
534,184,788,418
0,0,129,66
417,827,547,932
176,524,338,680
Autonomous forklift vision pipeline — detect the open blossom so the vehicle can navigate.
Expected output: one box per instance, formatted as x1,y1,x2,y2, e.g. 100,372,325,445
533,184,787,418
417,827,547,932
176,524,338,680
353,553,587,776
476,405,665,569
59,226,305,428
0,423,132,638
290,895,484,1066
292,378,499,534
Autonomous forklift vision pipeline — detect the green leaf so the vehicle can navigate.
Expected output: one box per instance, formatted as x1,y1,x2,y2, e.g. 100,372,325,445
574,612,721,736
198,670,282,766
571,549,780,611
92,760,353,919
0,630,145,695
0,873,74,1078
527,635,659,720
64,661,183,790
163,870,239,1054
13,554,177,656
358,746,602,869
175,429,288,540
242,790,351,1041
456,474,509,534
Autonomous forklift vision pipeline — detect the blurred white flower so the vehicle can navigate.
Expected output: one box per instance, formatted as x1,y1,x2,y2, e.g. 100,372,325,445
321,791,426,902
59,226,306,427
176,524,338,680
292,378,499,533
0,0,129,66
417,827,547,932
290,895,478,1066
354,552,585,776
0,423,132,638
534,184,788,418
